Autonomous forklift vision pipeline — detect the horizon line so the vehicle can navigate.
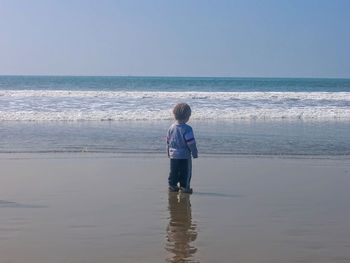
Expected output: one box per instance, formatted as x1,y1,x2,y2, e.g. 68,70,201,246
0,74,349,80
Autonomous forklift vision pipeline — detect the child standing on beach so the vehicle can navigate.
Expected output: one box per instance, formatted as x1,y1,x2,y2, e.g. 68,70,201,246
166,103,198,194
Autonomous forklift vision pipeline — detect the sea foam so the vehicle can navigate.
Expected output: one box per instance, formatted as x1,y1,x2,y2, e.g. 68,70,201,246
0,90,350,121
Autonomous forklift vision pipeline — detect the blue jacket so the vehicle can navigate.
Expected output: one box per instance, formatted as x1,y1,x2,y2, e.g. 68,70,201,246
166,122,198,159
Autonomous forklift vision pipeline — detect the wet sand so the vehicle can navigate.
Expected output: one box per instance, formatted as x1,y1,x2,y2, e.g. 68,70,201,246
1,154,350,263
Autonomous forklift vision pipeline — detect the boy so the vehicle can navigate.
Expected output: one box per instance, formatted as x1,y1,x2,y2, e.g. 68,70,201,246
166,103,198,194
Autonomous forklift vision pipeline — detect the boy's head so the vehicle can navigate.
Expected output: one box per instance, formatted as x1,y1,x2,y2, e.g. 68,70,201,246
173,103,191,123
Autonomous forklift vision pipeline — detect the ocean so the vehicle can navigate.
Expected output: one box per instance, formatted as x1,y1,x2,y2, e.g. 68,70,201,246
0,76,350,155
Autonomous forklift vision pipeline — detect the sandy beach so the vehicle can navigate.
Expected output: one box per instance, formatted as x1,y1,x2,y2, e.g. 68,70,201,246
1,153,350,263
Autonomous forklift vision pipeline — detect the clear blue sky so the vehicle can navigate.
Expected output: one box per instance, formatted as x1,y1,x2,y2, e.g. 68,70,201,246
0,0,349,78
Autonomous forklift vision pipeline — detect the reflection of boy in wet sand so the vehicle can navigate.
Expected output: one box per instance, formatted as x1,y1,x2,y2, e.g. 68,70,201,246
166,192,198,263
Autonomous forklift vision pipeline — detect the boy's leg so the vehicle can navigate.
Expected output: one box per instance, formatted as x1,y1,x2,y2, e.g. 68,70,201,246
186,158,192,188
178,159,190,188
168,159,179,190
179,159,192,193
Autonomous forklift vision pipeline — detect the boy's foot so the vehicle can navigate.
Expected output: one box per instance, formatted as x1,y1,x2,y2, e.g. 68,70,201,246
180,187,193,194
168,185,179,192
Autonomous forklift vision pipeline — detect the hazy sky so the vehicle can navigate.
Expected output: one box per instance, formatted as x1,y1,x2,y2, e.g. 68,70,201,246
0,0,349,78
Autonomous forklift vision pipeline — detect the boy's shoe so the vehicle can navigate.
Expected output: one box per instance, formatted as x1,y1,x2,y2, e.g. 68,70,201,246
168,185,179,192
180,187,193,194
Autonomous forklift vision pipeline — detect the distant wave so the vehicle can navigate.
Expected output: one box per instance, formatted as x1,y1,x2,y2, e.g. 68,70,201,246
1,90,350,121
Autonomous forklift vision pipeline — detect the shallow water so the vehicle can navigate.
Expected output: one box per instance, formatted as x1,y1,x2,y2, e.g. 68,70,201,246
1,120,350,155
1,154,350,263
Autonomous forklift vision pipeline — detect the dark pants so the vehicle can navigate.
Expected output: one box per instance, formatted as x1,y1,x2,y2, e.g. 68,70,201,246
168,159,192,188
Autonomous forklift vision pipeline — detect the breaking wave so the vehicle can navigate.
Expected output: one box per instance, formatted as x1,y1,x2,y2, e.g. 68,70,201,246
1,90,350,121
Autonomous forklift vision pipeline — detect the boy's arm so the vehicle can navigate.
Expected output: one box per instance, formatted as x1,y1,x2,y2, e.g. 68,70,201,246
166,132,170,158
184,130,198,158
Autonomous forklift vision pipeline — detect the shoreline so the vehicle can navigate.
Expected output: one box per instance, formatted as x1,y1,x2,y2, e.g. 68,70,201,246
1,121,349,156
1,151,350,161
